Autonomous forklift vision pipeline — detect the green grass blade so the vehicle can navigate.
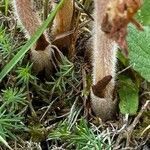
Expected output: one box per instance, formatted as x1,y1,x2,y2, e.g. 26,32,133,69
0,135,13,150
4,0,9,16
0,0,66,82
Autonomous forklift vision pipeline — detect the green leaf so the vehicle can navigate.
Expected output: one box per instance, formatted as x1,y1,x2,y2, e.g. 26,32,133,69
119,76,139,115
128,25,150,81
117,51,129,66
136,0,150,26
0,0,66,82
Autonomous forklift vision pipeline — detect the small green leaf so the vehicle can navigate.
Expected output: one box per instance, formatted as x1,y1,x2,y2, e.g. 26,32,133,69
117,50,129,66
119,76,139,115
128,25,150,81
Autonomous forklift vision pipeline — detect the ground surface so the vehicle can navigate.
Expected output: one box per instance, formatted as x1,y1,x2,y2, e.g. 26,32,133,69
0,0,150,150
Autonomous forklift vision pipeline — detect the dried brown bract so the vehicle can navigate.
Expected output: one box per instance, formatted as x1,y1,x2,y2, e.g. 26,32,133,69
92,75,112,98
101,0,143,56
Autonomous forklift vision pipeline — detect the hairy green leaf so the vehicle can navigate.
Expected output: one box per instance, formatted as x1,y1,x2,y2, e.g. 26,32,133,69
128,26,150,81
119,77,139,115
